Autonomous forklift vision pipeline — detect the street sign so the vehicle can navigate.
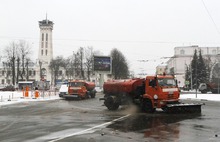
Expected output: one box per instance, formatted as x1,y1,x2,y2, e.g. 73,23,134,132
185,80,189,85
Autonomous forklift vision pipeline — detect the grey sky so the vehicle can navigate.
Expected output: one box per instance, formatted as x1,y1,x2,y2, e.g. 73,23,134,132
1,0,220,75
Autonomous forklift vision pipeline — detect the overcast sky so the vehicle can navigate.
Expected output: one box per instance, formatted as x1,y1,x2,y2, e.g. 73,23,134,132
1,0,220,75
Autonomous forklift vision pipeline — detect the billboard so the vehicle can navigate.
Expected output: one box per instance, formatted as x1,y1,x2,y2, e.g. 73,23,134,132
93,56,111,73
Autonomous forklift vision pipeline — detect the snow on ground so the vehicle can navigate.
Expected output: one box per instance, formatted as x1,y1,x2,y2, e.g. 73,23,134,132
180,91,220,102
0,90,220,106
0,90,60,106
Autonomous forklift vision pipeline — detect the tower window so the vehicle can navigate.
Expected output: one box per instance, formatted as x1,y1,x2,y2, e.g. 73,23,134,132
42,33,44,41
41,42,44,48
1,79,4,84
180,49,185,55
41,50,43,55
46,33,48,41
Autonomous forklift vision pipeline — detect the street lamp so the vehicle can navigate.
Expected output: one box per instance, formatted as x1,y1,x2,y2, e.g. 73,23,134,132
195,59,198,98
39,60,42,80
217,54,220,94
218,63,220,94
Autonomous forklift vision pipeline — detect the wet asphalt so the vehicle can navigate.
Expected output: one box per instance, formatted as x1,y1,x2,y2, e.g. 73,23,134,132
0,93,219,142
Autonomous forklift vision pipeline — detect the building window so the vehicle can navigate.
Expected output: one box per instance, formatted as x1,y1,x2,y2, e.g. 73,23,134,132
7,71,11,75
41,50,43,55
46,50,48,55
46,42,48,48
7,79,10,84
1,79,4,84
46,33,48,41
41,42,44,48
212,50,216,54
59,70,62,76
180,49,185,55
33,71,36,76
201,50,204,54
42,33,44,41
29,70,32,76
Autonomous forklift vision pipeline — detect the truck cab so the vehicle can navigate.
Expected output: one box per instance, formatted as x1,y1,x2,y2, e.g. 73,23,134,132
62,80,96,99
144,75,180,110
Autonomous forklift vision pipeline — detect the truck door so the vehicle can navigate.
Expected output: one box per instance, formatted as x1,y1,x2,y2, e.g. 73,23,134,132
146,79,158,96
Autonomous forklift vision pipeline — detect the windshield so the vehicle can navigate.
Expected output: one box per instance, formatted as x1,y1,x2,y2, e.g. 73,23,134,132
158,78,177,87
69,82,84,87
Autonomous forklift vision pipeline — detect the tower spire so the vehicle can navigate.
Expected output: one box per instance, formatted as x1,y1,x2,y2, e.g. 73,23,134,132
46,13,48,24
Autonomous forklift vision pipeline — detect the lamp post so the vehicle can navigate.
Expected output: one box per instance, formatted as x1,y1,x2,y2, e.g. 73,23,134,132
218,63,220,94
217,54,220,94
195,59,198,98
39,60,42,80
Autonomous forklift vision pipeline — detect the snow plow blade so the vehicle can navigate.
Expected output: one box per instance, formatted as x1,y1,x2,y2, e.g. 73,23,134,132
163,103,203,113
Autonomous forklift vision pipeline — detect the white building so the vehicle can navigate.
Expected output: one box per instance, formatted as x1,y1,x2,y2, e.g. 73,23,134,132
156,64,167,75
165,45,220,87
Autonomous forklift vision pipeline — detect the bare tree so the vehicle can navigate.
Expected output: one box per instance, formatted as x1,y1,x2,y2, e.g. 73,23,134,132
64,57,73,79
18,40,31,80
79,47,84,79
2,40,32,85
73,48,84,79
3,42,17,85
84,47,94,81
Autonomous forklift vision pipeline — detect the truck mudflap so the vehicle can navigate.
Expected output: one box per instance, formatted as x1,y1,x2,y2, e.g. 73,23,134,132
162,103,204,113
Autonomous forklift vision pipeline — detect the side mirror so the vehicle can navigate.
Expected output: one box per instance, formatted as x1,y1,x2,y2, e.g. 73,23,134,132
175,79,178,87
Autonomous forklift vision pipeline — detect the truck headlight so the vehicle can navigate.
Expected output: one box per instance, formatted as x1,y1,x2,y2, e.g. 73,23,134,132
154,94,158,99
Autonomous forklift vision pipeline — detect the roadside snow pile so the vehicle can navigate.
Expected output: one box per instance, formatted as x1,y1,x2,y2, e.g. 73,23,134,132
0,91,59,106
180,93,220,101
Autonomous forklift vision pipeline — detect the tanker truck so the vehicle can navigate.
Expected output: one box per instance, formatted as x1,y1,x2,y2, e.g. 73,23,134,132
62,80,96,99
199,78,219,94
100,74,202,113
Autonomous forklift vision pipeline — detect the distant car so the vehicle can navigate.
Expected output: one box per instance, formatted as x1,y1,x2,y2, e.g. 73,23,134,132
59,84,68,97
0,85,15,91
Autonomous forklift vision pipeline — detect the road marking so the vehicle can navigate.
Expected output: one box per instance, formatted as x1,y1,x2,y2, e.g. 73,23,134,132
49,114,131,142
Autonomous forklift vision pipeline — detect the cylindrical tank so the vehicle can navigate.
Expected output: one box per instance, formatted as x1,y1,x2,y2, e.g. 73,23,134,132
103,78,145,95
85,82,96,91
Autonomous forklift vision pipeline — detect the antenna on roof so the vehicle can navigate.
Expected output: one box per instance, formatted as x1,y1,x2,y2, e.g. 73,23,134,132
46,12,48,24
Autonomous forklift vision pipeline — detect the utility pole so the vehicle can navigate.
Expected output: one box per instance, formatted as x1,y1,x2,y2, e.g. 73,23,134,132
190,64,193,90
217,54,220,94
195,59,198,98
218,63,220,94
39,60,42,80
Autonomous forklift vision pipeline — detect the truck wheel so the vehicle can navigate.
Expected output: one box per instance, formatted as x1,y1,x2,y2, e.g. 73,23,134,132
91,93,96,98
142,99,155,113
104,96,119,110
107,103,119,110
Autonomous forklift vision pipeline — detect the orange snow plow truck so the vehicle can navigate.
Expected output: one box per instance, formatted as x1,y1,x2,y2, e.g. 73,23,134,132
62,80,96,99
100,74,203,113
